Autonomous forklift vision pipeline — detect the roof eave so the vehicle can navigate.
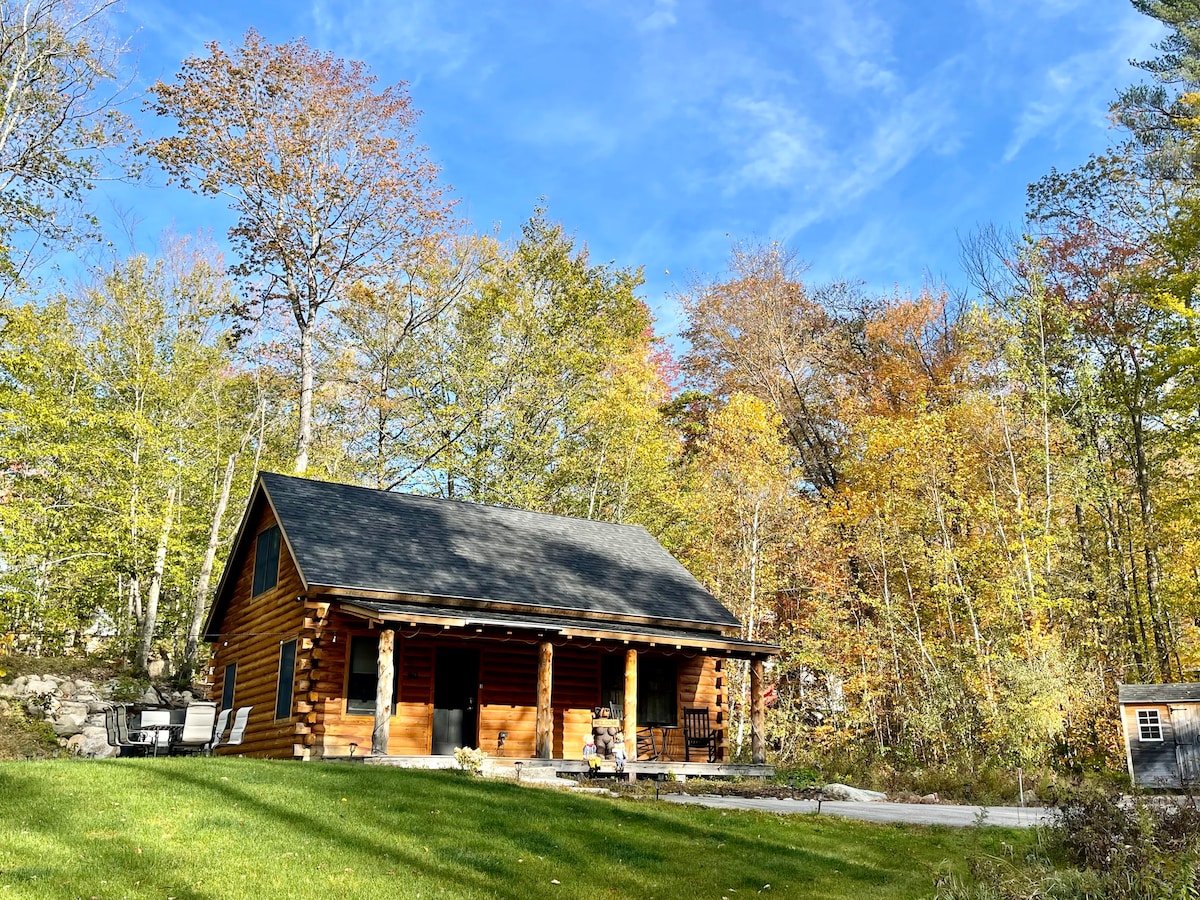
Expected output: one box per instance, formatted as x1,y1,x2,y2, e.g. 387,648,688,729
309,583,742,636
338,599,778,658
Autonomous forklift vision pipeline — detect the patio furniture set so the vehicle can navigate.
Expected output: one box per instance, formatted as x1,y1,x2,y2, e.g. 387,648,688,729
103,702,252,756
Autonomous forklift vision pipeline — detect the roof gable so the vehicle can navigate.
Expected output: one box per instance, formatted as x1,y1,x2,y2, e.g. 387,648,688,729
212,473,741,634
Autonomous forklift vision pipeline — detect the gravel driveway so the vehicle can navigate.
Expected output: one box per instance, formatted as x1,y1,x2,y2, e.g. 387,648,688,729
662,793,1055,828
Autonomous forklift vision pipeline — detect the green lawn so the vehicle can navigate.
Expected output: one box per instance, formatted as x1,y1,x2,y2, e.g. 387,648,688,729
0,759,1031,899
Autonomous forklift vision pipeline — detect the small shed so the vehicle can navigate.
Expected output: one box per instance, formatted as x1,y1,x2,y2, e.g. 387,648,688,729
1118,683,1200,788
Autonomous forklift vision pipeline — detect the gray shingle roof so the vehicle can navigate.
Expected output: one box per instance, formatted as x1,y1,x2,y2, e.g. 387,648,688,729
1119,683,1200,704
261,473,741,630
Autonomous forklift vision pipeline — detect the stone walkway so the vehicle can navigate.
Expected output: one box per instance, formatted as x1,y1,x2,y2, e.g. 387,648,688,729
662,793,1055,828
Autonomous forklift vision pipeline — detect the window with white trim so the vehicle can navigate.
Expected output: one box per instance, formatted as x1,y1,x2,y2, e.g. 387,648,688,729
1137,709,1164,741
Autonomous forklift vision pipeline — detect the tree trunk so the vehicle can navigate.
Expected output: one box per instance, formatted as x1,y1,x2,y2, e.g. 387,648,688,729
624,649,638,758
182,453,237,681
750,658,765,765
137,486,176,673
372,629,395,755
536,641,553,759
294,321,314,475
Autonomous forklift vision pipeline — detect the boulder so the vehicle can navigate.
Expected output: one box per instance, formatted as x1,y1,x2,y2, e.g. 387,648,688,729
67,725,115,759
919,793,940,804
52,700,90,734
821,782,888,802
24,677,57,695
138,686,162,706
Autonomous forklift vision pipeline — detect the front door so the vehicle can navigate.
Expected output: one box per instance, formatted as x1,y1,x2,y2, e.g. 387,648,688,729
1174,706,1200,785
432,648,480,754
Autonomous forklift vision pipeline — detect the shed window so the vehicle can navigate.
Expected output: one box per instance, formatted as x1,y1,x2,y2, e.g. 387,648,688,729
1138,709,1164,742
346,635,401,715
252,525,281,596
275,639,297,721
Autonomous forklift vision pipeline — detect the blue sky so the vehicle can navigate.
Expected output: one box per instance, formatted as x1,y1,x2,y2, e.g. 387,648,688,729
107,0,1165,338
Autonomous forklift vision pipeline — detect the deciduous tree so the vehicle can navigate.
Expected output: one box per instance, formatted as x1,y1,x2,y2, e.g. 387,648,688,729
143,30,454,474
0,0,133,291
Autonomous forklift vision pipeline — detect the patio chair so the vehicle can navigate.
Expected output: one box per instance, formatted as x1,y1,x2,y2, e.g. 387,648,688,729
140,709,172,755
682,708,719,763
171,701,218,755
226,706,252,748
112,706,153,756
204,707,233,755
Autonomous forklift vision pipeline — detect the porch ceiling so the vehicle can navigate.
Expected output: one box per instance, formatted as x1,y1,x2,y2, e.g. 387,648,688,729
336,597,778,659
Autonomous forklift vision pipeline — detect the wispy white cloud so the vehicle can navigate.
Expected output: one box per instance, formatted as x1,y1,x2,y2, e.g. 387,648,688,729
638,0,678,33
308,0,480,79
1003,12,1164,161
725,97,826,189
772,0,898,93
718,57,959,244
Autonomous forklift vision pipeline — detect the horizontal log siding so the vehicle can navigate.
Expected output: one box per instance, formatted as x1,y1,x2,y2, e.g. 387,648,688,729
550,643,602,760
479,641,539,758
677,654,725,762
309,617,437,757
210,505,306,758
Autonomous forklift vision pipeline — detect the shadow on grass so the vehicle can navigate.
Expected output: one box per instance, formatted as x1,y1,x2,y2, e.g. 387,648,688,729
0,760,978,899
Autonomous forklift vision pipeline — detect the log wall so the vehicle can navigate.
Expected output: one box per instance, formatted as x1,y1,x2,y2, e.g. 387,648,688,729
208,504,307,758
678,654,725,758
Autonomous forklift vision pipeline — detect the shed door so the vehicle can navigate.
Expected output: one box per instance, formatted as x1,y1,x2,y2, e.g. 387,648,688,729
1174,706,1200,785
432,648,479,755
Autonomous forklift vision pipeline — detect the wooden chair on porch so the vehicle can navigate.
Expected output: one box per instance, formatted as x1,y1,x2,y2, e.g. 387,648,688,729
636,726,657,760
682,708,719,762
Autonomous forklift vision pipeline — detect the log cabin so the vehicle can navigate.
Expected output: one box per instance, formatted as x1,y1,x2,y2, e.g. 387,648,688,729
202,473,777,764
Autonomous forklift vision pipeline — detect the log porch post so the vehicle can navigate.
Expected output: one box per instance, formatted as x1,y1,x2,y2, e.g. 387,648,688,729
750,657,765,765
371,628,394,756
536,641,553,759
624,648,638,756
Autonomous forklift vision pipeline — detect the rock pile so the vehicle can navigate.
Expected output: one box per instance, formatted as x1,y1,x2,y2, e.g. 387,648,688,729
0,673,197,758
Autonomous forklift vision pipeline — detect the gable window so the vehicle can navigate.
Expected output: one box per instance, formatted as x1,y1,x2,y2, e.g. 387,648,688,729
221,662,237,711
346,635,401,715
275,639,297,721
1138,709,1164,742
252,525,281,596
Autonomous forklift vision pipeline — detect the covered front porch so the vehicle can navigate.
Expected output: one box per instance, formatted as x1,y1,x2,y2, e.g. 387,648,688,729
304,596,776,765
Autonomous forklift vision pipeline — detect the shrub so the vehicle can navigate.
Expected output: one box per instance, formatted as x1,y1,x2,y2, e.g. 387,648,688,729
935,787,1200,899
453,746,487,775
0,708,64,760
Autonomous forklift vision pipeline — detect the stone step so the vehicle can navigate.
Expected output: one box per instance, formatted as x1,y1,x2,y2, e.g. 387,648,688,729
485,762,559,781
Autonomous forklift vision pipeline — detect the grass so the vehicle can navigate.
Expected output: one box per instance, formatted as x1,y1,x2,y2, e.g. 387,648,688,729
0,758,1036,899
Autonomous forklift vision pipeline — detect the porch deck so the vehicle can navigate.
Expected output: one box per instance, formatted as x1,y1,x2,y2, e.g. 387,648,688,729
354,754,774,779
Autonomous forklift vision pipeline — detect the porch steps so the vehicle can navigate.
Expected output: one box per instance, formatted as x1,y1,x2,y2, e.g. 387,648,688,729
486,760,576,787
